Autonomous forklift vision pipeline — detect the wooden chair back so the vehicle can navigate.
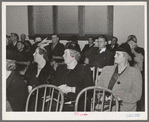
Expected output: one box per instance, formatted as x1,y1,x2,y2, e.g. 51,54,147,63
75,86,119,112
25,84,64,112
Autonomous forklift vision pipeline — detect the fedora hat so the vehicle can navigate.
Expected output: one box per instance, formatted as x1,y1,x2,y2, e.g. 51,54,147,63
115,42,133,57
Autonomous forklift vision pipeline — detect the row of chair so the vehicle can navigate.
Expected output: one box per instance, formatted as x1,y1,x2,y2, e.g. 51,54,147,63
25,84,119,112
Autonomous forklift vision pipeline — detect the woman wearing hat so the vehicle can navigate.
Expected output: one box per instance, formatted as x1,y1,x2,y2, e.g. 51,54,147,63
52,42,93,111
97,43,142,111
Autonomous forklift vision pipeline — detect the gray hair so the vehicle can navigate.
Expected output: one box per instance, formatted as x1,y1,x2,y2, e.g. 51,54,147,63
69,49,81,62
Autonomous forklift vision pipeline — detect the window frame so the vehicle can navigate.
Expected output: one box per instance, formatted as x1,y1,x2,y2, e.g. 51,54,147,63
28,5,113,40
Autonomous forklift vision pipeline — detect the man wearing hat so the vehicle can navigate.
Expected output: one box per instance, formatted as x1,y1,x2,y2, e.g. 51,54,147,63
97,43,142,111
52,42,93,111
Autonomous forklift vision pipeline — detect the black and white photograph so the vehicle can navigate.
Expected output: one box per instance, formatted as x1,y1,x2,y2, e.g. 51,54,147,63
2,1,147,120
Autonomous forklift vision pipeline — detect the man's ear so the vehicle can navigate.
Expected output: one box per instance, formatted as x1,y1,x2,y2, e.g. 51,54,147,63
105,41,107,46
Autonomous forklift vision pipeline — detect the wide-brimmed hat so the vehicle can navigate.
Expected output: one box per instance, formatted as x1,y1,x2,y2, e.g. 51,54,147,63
65,41,81,52
115,42,133,57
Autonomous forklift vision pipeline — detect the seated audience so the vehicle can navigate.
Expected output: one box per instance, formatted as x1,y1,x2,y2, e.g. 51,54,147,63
16,41,25,52
20,33,31,45
24,46,55,93
127,35,144,72
107,36,119,52
20,33,32,53
127,35,145,111
97,43,142,111
84,35,114,68
82,36,95,54
6,59,28,111
6,38,27,62
52,42,93,111
6,33,19,51
94,37,100,47
44,34,64,63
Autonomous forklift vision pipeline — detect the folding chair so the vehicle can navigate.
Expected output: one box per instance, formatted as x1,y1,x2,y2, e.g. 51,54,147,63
25,84,64,112
75,86,119,112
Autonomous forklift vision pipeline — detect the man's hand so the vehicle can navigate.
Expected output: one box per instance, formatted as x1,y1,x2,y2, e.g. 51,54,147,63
28,85,33,93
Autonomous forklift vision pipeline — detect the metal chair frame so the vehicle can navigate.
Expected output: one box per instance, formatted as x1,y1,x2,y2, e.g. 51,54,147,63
75,86,119,112
25,84,64,112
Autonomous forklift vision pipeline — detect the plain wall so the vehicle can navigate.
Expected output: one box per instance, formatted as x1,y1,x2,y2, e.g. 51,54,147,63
113,6,144,48
6,6,28,39
6,6,145,48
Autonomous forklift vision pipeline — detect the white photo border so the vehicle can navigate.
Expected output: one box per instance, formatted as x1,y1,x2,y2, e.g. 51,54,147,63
2,1,148,120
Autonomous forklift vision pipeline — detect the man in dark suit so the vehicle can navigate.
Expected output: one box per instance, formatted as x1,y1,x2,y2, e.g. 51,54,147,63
82,37,95,54
45,34,64,62
84,35,114,68
107,36,119,52
6,33,19,51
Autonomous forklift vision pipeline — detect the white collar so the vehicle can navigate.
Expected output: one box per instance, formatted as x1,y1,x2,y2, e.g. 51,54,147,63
6,71,12,79
99,47,106,53
13,41,17,46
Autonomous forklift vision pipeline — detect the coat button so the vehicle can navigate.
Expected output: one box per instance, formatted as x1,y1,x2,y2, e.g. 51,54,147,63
117,81,120,84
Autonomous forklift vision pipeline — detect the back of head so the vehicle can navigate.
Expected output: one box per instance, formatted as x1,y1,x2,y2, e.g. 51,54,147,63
35,37,42,43
127,35,137,43
69,35,78,43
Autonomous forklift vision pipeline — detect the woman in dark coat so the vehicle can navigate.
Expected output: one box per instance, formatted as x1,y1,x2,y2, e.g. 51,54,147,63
24,46,55,111
24,46,55,92
6,59,28,111
52,42,93,111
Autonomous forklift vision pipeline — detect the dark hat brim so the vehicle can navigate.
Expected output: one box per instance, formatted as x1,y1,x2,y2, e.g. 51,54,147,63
65,42,81,52
114,43,133,58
